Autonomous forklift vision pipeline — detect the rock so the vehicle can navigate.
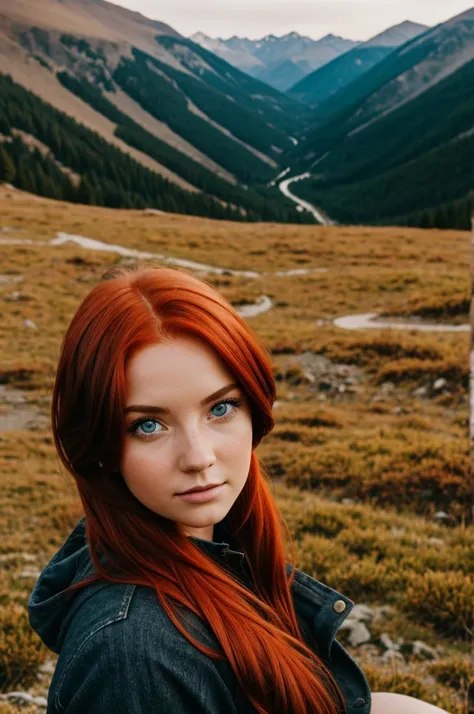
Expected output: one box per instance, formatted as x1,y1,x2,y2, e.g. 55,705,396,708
380,381,395,393
38,660,56,675
381,649,405,664
390,526,406,537
4,290,22,301
392,406,409,415
432,511,455,525
0,274,23,285
349,604,375,622
341,498,357,506
413,386,428,397
379,633,400,651
19,567,41,579
339,620,371,646
372,605,394,622
24,319,37,329
427,537,444,546
412,640,438,660
0,692,47,708
0,552,37,562
433,378,447,391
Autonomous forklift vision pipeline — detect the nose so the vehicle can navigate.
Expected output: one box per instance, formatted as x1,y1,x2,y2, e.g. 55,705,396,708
177,427,217,473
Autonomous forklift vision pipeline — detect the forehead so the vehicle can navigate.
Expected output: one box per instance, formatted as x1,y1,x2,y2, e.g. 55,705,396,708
125,337,234,396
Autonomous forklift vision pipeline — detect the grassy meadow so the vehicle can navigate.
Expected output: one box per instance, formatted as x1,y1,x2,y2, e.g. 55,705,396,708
0,188,471,713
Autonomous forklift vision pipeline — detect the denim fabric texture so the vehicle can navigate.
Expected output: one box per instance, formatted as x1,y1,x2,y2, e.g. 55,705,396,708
28,518,372,714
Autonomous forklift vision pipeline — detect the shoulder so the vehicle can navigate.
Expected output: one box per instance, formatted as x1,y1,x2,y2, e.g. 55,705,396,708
50,580,244,714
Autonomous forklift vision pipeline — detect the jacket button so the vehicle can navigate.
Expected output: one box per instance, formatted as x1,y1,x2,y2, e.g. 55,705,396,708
333,600,347,613
354,698,366,708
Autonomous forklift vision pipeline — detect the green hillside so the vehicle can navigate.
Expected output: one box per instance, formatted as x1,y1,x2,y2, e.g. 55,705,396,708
288,47,393,105
156,36,307,133
0,74,313,223
297,58,474,184
292,133,474,230
288,57,474,230
306,26,437,124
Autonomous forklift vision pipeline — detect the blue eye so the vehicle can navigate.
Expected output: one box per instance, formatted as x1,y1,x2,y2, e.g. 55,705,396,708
128,398,241,440
140,419,161,434
211,402,229,417
137,419,161,435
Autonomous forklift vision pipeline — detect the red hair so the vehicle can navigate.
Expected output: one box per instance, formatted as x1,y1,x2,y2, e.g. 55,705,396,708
52,266,346,714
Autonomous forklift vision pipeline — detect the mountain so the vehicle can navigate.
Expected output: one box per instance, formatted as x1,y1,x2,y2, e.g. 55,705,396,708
291,7,474,164
307,7,474,126
0,0,314,223
191,31,359,92
288,21,429,105
189,32,263,71
286,24,474,230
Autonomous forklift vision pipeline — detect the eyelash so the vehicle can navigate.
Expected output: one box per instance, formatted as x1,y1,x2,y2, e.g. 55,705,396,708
127,398,242,441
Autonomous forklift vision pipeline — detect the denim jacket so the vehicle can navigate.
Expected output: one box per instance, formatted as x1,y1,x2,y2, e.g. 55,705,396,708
28,517,371,714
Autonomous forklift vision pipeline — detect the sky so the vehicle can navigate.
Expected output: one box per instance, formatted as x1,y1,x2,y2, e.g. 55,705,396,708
109,0,473,41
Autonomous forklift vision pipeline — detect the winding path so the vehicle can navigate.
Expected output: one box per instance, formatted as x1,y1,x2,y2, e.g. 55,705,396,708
333,313,469,333
0,234,328,279
279,173,333,225
1,235,468,332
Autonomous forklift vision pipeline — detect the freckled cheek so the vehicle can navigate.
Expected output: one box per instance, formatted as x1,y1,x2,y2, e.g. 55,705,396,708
223,419,253,464
120,442,169,489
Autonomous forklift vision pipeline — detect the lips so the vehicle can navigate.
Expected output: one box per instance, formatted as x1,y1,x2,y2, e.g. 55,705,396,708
179,484,222,495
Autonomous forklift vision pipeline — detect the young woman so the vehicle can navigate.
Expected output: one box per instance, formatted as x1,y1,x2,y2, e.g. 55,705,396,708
28,266,451,714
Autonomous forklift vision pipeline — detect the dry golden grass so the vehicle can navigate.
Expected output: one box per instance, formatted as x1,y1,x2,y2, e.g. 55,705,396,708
0,192,471,711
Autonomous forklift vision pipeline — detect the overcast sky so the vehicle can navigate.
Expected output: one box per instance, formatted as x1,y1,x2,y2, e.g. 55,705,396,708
109,0,473,41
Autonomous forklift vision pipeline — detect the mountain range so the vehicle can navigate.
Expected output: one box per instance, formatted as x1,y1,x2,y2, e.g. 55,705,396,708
190,31,359,92
0,0,472,230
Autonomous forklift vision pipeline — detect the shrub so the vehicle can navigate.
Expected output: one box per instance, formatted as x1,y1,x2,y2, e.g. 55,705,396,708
293,533,350,580
400,570,474,638
0,604,47,692
329,557,395,601
428,655,471,689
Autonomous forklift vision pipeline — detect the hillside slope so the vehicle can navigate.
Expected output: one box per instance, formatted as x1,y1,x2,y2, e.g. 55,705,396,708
288,21,428,106
290,57,474,230
0,0,315,222
285,9,474,230
305,7,474,127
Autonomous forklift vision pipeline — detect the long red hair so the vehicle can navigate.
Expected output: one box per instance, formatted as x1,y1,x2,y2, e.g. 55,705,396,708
52,265,346,714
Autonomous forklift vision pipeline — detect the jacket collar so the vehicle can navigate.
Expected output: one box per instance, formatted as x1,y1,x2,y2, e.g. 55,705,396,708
30,517,354,660
190,519,355,659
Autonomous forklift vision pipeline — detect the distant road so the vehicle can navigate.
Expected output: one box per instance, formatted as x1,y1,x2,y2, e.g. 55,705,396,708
279,172,332,225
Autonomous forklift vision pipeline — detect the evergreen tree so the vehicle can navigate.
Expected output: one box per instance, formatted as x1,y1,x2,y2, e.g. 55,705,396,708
0,144,15,183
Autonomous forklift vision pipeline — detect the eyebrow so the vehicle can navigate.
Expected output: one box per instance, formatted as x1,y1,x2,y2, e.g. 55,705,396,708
124,383,240,416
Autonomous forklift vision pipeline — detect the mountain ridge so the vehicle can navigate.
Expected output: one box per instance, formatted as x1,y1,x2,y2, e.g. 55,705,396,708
190,30,359,92
289,20,430,104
